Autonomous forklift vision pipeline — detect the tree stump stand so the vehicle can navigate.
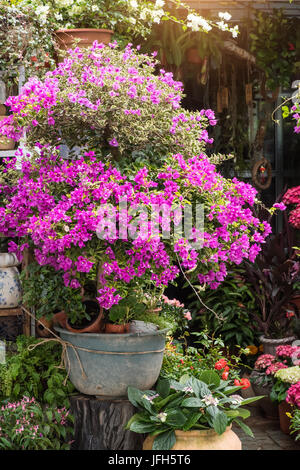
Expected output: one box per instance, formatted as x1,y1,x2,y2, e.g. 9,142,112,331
70,395,145,450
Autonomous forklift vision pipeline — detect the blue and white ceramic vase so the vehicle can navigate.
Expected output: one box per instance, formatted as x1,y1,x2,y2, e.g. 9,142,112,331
0,253,22,308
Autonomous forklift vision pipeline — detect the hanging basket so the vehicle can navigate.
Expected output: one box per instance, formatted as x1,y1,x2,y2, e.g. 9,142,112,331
252,158,272,190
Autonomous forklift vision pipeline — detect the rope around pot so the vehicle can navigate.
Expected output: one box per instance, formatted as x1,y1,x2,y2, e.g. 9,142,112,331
21,306,166,386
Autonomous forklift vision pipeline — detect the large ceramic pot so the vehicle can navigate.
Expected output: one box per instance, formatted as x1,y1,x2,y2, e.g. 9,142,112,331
250,370,278,419
143,426,241,450
260,335,297,356
278,401,293,435
54,326,168,397
0,116,15,150
55,28,114,51
0,253,22,308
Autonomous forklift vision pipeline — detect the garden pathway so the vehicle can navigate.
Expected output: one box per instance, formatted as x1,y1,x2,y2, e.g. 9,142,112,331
233,405,300,451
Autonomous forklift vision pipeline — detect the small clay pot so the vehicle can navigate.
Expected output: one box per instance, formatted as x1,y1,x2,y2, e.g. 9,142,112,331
104,323,130,334
66,300,104,333
278,401,293,435
52,311,68,329
36,316,54,338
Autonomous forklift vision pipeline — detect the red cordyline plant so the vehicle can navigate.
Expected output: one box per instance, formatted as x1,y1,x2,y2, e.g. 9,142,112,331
0,42,282,323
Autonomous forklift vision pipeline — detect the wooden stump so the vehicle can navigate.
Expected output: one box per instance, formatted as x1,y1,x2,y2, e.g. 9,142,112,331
70,395,145,450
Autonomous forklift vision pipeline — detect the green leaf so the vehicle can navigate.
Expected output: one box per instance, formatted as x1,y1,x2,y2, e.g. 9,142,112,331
165,409,187,427
181,397,204,408
198,370,220,388
240,396,265,406
212,411,228,435
156,378,170,399
182,412,203,431
152,430,176,450
130,421,158,434
185,377,211,398
234,419,254,438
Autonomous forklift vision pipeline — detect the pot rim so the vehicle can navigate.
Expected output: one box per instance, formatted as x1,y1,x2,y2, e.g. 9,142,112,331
259,335,296,344
174,425,232,437
54,325,168,338
55,28,114,34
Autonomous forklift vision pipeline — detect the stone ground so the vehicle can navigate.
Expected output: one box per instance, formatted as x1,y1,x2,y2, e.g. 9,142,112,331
232,404,300,451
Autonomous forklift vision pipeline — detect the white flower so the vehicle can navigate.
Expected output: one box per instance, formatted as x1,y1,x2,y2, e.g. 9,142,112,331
129,0,138,9
91,5,99,12
155,0,165,7
203,394,219,406
36,5,50,24
187,14,212,32
151,8,164,23
157,412,167,422
229,394,243,405
231,26,239,38
54,13,63,21
216,21,228,32
128,17,137,25
218,12,232,21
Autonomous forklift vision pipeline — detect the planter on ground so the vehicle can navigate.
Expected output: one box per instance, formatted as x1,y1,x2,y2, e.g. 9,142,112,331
55,29,114,51
250,370,278,419
278,401,293,435
143,426,241,450
54,326,168,397
260,335,297,356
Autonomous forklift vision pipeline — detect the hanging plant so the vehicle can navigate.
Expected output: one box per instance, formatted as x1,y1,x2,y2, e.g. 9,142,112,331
249,9,298,91
0,3,56,89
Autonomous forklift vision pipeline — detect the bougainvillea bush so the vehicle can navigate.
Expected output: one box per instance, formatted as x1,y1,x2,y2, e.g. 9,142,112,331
0,43,280,323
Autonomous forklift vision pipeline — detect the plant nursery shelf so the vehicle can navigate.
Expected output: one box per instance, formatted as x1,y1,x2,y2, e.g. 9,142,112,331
0,306,31,336
70,395,144,451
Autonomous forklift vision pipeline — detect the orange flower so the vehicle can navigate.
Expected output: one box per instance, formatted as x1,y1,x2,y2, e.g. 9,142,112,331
222,371,229,380
246,345,258,355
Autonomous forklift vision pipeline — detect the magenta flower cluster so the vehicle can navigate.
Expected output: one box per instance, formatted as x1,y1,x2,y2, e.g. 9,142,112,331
286,382,300,408
0,41,280,315
0,145,274,310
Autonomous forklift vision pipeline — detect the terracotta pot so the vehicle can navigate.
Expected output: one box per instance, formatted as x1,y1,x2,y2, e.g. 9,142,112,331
52,311,68,329
143,426,241,450
36,316,53,338
278,401,293,435
66,309,104,334
0,116,15,150
186,48,202,64
105,323,130,334
55,28,114,51
259,335,297,356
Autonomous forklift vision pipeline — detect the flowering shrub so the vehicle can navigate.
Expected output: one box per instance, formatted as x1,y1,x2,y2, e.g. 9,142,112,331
271,367,300,404
283,185,300,229
161,331,246,382
126,373,260,450
274,366,300,385
286,382,300,408
0,44,279,321
0,396,74,450
1,42,219,163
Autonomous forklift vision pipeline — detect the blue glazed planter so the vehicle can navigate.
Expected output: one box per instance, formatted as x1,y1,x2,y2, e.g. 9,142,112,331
0,253,22,309
55,326,168,398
